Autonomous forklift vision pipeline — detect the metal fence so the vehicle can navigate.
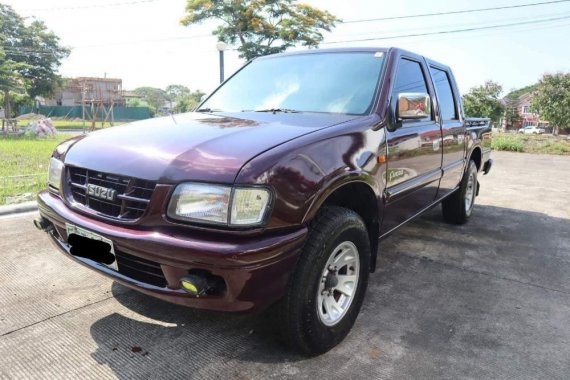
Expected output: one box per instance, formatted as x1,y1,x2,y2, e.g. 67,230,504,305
19,106,151,121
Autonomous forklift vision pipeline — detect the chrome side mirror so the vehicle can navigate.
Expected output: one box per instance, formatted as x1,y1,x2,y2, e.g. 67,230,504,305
397,93,431,120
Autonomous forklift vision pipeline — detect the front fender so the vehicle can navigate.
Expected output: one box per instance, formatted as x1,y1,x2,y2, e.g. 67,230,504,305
234,116,386,231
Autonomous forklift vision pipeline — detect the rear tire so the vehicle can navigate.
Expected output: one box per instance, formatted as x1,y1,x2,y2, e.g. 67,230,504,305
442,160,478,225
275,206,370,356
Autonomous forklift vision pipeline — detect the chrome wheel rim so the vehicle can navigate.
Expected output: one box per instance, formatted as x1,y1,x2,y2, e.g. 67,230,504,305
465,172,475,213
317,241,360,326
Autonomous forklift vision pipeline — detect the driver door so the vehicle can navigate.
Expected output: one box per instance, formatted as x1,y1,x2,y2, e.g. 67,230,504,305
381,56,443,235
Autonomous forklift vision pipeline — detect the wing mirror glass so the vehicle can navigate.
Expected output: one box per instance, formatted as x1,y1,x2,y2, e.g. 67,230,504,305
397,93,431,120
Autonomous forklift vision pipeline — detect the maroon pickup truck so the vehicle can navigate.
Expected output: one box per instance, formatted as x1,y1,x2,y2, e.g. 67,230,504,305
35,47,492,355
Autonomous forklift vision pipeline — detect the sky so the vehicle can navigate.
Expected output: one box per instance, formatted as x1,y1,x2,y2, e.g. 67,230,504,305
4,0,570,96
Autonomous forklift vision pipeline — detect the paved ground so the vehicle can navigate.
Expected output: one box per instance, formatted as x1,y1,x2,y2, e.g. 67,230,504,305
1,151,569,379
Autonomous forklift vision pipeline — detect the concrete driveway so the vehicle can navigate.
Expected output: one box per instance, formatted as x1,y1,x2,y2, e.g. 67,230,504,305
1,151,569,379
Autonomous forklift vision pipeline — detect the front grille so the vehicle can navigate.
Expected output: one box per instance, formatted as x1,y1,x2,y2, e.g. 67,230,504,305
67,167,155,220
115,250,167,288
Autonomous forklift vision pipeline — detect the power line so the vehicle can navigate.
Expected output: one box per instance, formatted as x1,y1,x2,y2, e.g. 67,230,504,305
12,10,558,51
20,0,158,13
380,19,570,44
1,33,214,54
342,0,570,23
1,44,233,57
335,10,570,39
75,34,214,49
4,13,570,55
324,14,570,44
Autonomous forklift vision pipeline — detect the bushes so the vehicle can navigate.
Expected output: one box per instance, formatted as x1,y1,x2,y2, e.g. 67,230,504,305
543,142,570,154
491,132,570,154
492,134,525,152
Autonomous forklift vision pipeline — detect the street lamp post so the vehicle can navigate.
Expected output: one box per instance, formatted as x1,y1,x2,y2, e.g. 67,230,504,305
216,42,227,83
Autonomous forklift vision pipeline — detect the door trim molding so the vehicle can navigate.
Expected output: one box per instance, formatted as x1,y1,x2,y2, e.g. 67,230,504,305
385,167,442,202
442,158,465,174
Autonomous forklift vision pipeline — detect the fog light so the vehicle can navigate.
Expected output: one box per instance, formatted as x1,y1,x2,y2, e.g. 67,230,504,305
180,275,209,296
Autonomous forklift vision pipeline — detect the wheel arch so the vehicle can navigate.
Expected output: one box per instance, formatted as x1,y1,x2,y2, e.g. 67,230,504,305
469,145,482,171
302,175,382,272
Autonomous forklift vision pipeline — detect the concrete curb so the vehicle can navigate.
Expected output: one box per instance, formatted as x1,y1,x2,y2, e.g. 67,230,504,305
0,201,38,217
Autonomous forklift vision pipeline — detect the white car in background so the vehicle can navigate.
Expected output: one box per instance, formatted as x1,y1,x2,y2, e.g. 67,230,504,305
519,126,545,134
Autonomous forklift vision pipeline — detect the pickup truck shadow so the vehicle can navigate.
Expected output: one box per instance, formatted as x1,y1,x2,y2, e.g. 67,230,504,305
88,204,570,378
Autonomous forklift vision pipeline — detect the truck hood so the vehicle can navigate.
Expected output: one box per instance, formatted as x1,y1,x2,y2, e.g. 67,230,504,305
64,112,358,183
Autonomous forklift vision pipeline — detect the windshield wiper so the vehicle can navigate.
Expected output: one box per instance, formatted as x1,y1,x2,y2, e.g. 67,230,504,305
196,107,222,112
243,108,301,114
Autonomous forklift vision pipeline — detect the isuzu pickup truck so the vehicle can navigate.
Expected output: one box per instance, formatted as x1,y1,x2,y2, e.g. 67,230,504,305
35,47,492,355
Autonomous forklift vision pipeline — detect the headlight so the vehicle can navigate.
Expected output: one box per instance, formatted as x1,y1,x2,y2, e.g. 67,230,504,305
168,183,231,224
167,183,272,227
48,157,64,191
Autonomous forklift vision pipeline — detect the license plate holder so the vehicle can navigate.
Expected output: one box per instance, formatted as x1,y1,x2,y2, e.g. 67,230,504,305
66,223,118,271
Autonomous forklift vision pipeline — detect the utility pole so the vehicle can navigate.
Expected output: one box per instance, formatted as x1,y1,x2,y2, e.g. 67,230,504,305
81,82,86,133
216,42,227,83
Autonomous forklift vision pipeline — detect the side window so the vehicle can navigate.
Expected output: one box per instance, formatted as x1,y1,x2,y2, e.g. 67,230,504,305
430,67,457,120
391,58,431,120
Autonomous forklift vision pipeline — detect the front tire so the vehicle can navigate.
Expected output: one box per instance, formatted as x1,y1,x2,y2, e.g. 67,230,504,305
441,160,478,225
276,206,370,356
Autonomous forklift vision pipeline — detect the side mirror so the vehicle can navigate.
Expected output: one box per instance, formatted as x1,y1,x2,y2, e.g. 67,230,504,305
397,93,431,120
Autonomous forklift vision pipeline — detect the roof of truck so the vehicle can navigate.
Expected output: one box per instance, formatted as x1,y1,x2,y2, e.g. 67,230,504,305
257,47,451,71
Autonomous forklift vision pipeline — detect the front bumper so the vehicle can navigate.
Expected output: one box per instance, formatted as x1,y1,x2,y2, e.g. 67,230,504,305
37,191,307,312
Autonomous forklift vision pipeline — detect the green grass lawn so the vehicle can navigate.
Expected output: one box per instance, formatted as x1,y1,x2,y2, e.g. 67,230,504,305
492,132,570,155
0,134,74,205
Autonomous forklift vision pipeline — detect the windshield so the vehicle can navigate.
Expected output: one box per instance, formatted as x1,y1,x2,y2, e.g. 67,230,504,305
201,52,386,115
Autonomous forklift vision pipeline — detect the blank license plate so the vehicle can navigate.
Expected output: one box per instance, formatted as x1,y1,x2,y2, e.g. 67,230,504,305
66,223,118,271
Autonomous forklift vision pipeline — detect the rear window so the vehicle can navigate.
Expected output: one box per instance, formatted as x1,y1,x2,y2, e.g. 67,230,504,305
430,67,457,120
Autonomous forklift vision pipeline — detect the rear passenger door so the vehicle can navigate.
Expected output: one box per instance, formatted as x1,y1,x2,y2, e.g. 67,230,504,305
429,65,466,196
381,56,442,235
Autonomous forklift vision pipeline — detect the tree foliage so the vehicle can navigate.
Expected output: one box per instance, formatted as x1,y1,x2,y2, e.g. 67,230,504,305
181,0,339,60
462,80,505,125
0,48,29,95
134,85,205,115
504,84,538,100
133,87,167,115
502,98,520,129
166,84,205,113
0,4,69,116
531,72,570,133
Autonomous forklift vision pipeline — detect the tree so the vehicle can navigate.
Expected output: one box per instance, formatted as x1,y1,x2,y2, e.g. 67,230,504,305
462,80,505,125
0,48,29,101
505,84,538,100
133,87,168,116
502,98,520,130
0,4,69,117
531,72,570,135
181,0,339,60
165,84,205,113
133,85,205,115
126,97,151,108
165,84,191,100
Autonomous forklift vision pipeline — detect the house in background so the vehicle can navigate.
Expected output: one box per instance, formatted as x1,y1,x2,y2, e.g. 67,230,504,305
501,92,550,131
43,77,125,107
